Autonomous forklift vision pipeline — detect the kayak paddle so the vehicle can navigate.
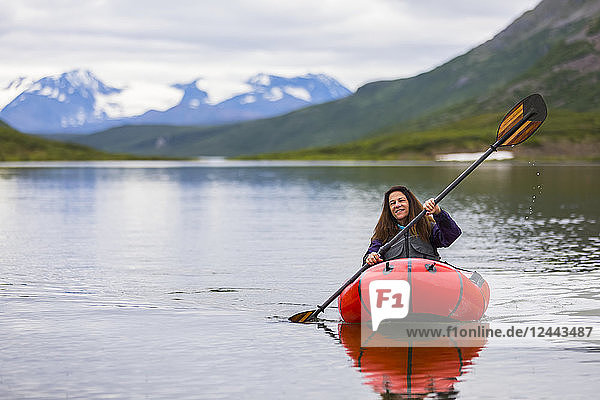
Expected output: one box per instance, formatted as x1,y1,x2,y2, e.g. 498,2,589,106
289,93,547,323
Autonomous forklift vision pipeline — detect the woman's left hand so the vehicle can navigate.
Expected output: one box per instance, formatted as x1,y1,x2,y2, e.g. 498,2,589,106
423,198,441,215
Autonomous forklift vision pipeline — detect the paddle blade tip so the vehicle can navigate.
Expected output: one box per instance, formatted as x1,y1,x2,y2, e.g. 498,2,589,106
526,93,548,122
288,310,316,323
497,93,548,147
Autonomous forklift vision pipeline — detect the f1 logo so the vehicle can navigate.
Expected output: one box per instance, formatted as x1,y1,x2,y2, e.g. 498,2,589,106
368,280,410,330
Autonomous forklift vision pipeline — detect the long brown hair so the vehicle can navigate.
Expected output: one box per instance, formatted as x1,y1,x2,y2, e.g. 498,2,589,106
372,185,435,244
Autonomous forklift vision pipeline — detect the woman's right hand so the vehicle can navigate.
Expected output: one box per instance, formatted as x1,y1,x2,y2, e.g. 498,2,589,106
366,252,383,266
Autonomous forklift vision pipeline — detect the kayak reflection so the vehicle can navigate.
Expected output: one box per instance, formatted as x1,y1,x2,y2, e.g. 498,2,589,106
338,323,486,399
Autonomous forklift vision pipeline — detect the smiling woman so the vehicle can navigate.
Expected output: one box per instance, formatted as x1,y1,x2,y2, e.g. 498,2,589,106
363,185,462,265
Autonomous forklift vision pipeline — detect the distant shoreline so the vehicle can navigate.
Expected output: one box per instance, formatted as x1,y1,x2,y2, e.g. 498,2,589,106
1,159,598,169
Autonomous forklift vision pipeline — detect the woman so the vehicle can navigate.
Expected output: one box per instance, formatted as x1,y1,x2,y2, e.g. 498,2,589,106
364,185,461,265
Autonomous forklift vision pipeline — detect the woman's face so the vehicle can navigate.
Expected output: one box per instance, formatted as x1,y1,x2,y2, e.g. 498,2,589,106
388,191,409,222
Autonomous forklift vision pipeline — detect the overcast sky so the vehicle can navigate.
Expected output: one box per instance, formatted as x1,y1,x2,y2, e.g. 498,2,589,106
0,0,542,101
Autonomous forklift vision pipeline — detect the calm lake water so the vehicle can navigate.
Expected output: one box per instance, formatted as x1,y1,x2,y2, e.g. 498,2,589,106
0,160,598,399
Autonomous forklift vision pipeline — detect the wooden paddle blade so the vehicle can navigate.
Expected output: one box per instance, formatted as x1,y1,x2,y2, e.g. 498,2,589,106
497,93,547,147
289,310,316,323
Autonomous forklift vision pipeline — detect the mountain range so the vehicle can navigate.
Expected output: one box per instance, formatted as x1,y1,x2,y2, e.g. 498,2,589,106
2,0,599,161
52,0,600,159
0,71,351,134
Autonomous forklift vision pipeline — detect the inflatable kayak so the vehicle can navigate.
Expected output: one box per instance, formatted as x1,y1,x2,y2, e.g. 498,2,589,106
338,258,490,323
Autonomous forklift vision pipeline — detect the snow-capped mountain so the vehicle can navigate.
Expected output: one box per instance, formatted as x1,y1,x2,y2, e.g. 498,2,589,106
0,77,34,108
214,73,350,122
131,73,352,126
0,70,125,133
131,79,214,126
0,70,352,134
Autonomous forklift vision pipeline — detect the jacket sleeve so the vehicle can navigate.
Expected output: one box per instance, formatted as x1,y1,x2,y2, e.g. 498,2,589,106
363,239,383,264
430,209,461,248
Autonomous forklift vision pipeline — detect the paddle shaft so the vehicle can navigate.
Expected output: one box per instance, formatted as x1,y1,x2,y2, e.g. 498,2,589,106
379,109,535,254
307,109,535,321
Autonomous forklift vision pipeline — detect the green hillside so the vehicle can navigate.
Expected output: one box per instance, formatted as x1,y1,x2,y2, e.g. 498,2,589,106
0,120,158,161
242,110,599,161
64,0,600,159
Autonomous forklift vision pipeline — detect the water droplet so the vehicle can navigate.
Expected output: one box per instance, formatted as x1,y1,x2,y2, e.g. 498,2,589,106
536,172,540,176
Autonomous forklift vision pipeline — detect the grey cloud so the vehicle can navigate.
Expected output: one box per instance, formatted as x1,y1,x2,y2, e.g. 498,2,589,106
0,0,542,91
4,0,538,51
384,0,538,18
